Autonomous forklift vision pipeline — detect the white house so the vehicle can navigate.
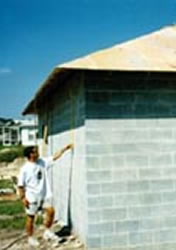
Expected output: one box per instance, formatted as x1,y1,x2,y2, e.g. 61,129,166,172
0,117,38,146
0,118,20,146
19,118,38,146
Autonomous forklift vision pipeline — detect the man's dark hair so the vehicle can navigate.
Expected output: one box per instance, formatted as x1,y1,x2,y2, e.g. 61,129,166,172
23,146,36,159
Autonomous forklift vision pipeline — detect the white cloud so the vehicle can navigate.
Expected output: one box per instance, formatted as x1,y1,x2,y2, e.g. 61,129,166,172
0,67,12,75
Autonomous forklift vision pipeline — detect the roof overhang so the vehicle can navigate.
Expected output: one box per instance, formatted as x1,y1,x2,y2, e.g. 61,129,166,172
22,26,176,115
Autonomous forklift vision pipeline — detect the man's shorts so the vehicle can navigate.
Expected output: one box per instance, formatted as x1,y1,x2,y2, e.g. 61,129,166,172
26,198,53,216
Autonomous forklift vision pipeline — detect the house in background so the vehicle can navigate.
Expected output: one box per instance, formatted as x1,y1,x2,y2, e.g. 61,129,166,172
0,118,20,146
19,118,38,146
0,117,38,146
23,26,176,250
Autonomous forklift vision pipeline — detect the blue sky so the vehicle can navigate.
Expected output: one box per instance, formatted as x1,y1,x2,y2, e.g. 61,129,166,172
0,0,175,119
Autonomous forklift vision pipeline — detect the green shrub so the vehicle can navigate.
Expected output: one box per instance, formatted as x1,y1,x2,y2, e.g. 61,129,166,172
0,179,14,189
0,146,24,163
0,150,18,162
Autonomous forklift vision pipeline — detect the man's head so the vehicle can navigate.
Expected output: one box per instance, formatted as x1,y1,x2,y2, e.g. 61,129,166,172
24,146,39,162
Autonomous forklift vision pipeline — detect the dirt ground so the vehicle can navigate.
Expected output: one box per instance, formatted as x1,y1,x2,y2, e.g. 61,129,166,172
0,157,25,180
0,226,85,250
0,193,17,201
0,159,85,250
0,193,85,250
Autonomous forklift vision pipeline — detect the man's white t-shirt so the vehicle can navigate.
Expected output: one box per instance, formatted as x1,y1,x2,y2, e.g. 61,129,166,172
18,157,53,203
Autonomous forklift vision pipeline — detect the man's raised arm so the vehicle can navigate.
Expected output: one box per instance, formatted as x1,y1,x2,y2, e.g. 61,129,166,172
52,144,73,161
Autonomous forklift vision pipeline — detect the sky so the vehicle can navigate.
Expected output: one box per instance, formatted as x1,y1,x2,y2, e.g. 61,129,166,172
0,0,175,119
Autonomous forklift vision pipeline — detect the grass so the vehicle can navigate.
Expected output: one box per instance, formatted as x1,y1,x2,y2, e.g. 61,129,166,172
0,177,44,230
0,179,15,189
0,199,43,229
0,199,26,230
0,179,43,230
0,216,26,230
0,215,43,230
0,200,24,215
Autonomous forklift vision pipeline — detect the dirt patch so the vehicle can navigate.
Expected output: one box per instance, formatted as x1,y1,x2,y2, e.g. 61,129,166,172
0,157,26,179
0,193,18,201
0,229,24,250
0,225,85,250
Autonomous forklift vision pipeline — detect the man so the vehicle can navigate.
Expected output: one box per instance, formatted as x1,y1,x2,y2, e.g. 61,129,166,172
18,144,73,247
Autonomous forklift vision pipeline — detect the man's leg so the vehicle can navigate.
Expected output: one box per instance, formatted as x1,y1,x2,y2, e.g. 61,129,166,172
44,206,55,228
26,215,35,236
26,203,40,246
43,206,58,241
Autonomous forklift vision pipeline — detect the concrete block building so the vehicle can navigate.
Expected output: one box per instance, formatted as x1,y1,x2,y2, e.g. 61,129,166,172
23,26,176,250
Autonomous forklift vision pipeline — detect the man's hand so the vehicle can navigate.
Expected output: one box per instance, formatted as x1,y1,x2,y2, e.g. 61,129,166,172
53,143,74,161
18,187,29,207
62,143,74,154
65,143,74,150
22,197,29,208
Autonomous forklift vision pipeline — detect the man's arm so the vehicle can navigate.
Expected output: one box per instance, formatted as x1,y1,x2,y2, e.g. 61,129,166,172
53,143,73,161
18,186,29,208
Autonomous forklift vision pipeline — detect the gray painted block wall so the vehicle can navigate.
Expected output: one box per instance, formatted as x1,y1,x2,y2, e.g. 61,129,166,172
38,70,176,249
85,71,176,250
38,72,88,243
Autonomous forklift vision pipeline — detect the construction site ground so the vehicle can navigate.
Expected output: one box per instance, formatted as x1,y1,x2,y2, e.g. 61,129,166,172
0,193,85,250
0,161,85,250
0,225,85,250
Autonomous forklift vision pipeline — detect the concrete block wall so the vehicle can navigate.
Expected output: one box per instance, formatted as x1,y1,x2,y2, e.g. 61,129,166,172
85,71,176,249
38,72,88,242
